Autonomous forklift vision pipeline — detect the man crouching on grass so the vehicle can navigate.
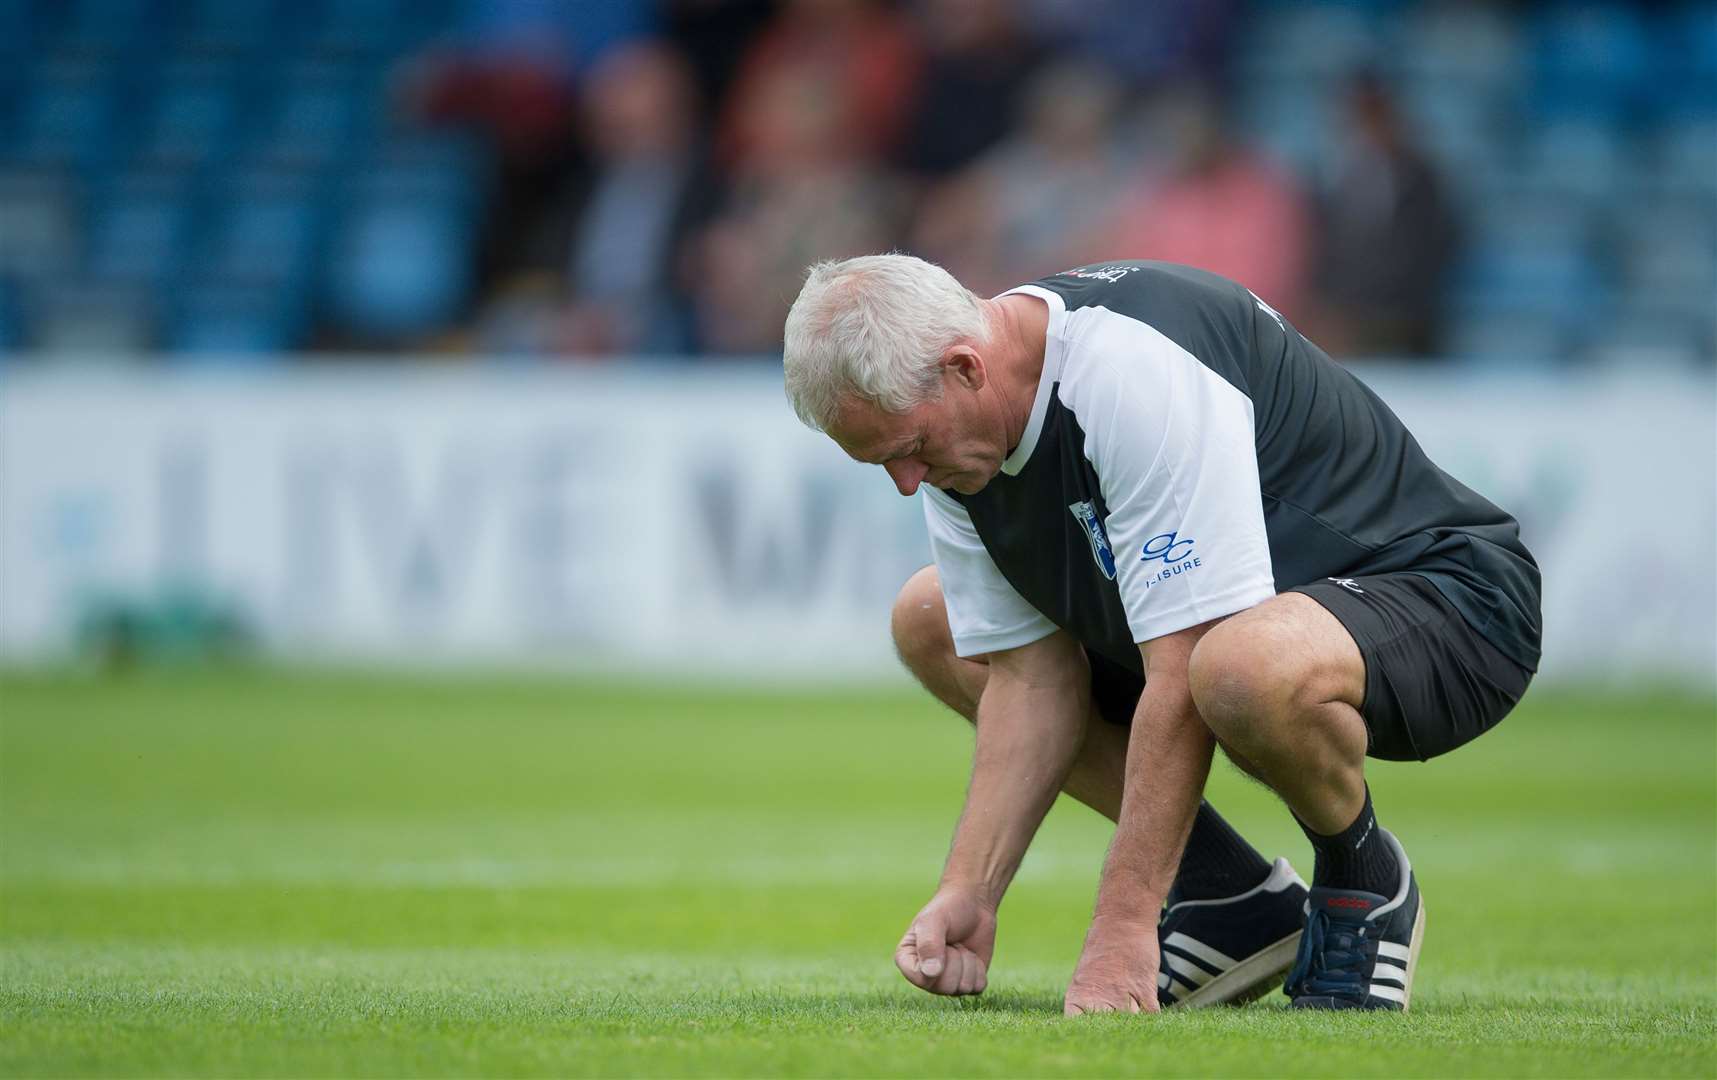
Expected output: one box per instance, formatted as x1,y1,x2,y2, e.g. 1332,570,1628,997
780,255,1541,1014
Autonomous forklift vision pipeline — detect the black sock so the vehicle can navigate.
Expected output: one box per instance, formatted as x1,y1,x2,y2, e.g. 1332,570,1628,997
1299,786,1399,894
1169,801,1273,903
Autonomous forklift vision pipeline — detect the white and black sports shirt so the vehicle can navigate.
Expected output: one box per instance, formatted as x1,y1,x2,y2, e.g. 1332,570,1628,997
925,262,1541,677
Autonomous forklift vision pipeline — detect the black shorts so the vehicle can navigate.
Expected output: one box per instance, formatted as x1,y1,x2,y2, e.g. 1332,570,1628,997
1088,572,1533,762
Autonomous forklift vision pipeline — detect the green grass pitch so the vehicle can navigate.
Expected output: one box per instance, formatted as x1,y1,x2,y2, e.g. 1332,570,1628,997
2,669,1713,1077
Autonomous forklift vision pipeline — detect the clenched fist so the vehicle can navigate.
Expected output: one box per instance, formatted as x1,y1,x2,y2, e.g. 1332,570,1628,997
894,888,997,997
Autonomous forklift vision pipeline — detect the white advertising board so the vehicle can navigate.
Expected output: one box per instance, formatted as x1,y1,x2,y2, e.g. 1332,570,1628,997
1,364,1712,686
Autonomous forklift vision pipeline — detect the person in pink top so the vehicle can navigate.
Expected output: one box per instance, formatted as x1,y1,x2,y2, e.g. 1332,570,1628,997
1091,87,1312,321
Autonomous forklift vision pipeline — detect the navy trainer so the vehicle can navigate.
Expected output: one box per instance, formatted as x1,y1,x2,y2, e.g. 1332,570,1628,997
1285,829,1426,1011
1157,857,1308,1008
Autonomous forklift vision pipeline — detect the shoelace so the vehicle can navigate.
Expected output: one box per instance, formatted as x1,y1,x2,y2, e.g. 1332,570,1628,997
1287,909,1374,998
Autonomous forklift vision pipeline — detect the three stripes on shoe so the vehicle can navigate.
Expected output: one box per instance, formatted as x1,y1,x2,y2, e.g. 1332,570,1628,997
1156,933,1408,1006
1369,940,1411,1004
1155,931,1240,1004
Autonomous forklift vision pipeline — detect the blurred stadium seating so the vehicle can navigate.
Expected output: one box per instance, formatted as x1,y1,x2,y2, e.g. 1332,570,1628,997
0,0,1709,364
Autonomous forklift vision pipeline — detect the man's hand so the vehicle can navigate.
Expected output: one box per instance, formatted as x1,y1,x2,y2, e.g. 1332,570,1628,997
1063,624,1219,1017
1064,915,1160,1015
894,888,997,996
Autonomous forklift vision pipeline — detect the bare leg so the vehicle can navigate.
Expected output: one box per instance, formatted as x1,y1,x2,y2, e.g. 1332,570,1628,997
1189,592,1424,1012
894,568,1367,836
892,566,1286,924
891,566,1130,822
1187,592,1370,834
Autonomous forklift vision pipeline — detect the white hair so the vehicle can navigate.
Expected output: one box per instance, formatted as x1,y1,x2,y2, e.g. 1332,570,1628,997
781,253,988,432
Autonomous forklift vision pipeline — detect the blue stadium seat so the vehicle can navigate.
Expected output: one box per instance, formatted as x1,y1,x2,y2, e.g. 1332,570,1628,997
0,61,18,145
1234,78,1336,178
0,0,37,64
1613,198,1717,311
0,275,21,354
1516,120,1625,204
1531,3,1652,121
1647,120,1717,196
1586,306,1711,365
86,172,198,287
1683,0,1717,69
27,278,156,352
0,168,80,281
310,0,421,55
199,178,326,288
134,62,243,170
1445,312,1570,367
1454,195,1607,337
353,134,494,229
249,65,370,168
359,161,485,218
1394,2,1522,94
1234,3,1387,81
15,60,120,172
326,194,474,339
1395,78,1510,195
1652,4,1717,120
59,0,164,56
167,281,306,356
174,0,291,53
369,132,491,182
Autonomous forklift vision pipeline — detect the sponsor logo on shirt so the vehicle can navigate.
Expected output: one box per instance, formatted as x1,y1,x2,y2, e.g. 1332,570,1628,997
1062,264,1142,284
1067,500,1117,581
1141,531,1202,589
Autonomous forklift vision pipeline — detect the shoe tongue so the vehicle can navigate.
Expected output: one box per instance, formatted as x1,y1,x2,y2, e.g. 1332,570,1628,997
1309,887,1389,919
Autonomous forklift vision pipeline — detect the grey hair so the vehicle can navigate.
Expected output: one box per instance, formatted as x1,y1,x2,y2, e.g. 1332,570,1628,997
782,253,988,431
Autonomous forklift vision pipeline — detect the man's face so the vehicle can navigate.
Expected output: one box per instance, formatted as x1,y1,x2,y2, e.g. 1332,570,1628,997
827,373,1004,497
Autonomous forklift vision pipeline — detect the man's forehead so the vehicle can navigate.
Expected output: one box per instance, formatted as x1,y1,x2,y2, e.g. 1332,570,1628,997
829,398,915,458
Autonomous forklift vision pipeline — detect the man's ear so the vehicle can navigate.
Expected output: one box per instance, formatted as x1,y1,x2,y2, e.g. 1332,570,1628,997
942,344,987,392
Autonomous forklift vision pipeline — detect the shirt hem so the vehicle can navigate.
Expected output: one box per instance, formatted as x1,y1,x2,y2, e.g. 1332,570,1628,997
951,623,1059,659
1126,581,1276,644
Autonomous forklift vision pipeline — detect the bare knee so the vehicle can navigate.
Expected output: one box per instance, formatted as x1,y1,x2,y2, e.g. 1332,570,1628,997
891,567,986,721
1190,629,1289,751
1189,604,1350,753
891,566,953,675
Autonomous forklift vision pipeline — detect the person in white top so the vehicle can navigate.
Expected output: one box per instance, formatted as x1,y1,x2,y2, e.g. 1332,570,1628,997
781,254,1537,1014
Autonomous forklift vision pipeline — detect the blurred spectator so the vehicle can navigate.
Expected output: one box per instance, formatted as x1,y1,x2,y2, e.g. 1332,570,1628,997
403,0,658,291
911,61,1132,297
691,0,920,352
481,42,713,356
1087,85,1312,319
404,48,575,290
0,0,1704,362
1023,0,1242,88
691,59,907,352
898,0,1045,178
1311,73,1459,358
454,0,655,71
719,0,923,169
664,0,782,125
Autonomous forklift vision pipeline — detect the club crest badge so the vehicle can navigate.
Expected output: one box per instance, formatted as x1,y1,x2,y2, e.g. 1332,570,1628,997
1067,500,1117,581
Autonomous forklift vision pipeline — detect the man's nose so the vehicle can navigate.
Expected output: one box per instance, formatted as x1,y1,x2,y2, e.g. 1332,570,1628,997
885,458,927,496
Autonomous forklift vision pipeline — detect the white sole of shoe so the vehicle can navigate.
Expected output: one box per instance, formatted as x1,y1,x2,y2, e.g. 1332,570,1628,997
1175,931,1303,1008
1401,900,1427,1012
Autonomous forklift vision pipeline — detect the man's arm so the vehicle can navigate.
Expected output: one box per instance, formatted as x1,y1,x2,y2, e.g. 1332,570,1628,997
895,628,1090,996
1064,621,1217,1014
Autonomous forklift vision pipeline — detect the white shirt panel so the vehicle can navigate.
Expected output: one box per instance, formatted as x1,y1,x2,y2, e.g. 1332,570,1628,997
1059,305,1278,643
993,284,1067,475
922,485,1058,657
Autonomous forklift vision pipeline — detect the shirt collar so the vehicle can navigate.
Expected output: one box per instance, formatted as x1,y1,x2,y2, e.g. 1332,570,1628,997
993,284,1065,476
